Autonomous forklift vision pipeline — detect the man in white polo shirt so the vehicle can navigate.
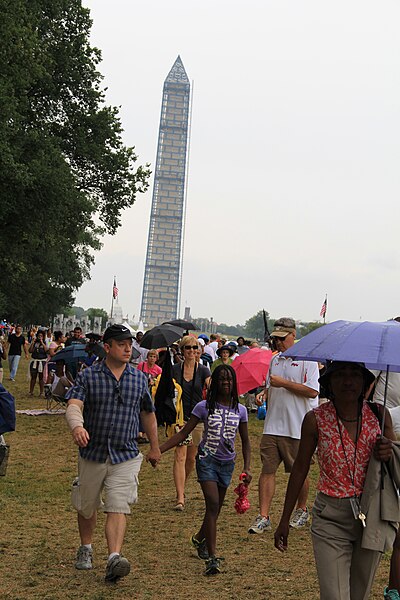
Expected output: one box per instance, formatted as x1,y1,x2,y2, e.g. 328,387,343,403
248,317,319,534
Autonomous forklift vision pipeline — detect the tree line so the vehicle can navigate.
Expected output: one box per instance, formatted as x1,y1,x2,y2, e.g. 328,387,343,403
194,311,324,341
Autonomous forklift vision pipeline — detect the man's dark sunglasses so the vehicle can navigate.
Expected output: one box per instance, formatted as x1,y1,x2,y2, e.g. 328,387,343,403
184,345,198,350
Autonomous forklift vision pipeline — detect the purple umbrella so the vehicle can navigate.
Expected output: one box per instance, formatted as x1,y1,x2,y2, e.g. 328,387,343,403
283,320,400,372
283,319,400,430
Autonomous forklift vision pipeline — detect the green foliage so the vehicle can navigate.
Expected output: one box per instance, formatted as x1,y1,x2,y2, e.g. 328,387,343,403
193,311,324,342
0,0,150,323
86,307,108,328
297,321,324,338
217,323,245,337
244,310,273,341
71,306,86,318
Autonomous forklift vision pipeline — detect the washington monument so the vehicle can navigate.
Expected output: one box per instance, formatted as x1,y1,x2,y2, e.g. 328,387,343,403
140,56,191,327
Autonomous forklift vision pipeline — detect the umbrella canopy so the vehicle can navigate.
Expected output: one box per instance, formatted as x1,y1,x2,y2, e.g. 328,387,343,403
52,344,88,363
85,332,102,341
0,384,16,435
231,348,273,395
283,319,400,433
89,342,106,360
283,320,400,373
163,319,199,331
140,324,184,350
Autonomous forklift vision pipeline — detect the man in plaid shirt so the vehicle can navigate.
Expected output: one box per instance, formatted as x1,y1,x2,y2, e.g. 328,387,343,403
65,324,161,583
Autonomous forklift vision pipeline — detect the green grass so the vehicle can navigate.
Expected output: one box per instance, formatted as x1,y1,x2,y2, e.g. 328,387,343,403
0,363,392,599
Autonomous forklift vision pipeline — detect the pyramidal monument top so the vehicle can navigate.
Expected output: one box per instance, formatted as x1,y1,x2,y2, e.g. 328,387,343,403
165,55,189,84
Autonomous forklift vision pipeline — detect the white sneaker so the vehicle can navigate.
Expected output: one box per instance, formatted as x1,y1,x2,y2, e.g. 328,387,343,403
289,507,310,529
248,514,272,534
75,545,93,570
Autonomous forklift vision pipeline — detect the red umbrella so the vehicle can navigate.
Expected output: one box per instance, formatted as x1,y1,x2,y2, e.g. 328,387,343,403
231,348,273,395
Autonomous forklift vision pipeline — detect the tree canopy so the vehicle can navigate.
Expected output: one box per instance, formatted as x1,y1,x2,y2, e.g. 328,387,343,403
243,310,273,340
297,321,324,338
86,307,108,328
0,0,150,323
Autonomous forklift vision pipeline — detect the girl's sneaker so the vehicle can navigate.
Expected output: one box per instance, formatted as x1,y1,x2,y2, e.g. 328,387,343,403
204,556,221,576
289,507,310,529
191,535,209,559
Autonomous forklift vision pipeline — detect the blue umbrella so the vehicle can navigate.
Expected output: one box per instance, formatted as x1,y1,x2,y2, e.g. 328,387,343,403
52,344,88,363
0,384,16,435
283,320,400,372
283,320,400,430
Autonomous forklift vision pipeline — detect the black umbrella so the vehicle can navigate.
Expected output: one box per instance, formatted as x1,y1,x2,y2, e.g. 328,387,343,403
52,344,88,363
140,324,184,350
85,332,102,341
163,319,199,331
89,342,106,359
154,357,177,426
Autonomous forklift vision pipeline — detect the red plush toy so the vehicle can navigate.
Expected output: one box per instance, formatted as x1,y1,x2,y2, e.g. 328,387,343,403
234,472,251,514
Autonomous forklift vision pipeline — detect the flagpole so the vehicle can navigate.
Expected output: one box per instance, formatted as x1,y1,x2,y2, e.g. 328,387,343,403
110,275,116,320
323,293,327,325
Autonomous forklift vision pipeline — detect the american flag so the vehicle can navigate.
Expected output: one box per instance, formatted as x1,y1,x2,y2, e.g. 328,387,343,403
113,277,119,299
320,297,327,318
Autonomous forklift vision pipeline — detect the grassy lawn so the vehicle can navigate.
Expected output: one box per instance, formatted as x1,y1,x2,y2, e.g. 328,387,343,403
0,362,392,599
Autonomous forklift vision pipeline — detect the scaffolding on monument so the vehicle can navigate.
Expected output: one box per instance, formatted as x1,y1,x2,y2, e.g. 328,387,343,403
140,56,192,327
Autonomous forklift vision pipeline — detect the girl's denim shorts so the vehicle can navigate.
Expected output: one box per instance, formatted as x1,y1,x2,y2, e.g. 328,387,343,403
196,451,235,488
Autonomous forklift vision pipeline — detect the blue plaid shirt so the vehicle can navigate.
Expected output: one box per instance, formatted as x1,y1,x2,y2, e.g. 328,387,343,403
65,361,154,464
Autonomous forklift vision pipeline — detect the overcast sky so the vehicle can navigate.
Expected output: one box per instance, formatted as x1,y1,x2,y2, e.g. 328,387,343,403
75,0,400,326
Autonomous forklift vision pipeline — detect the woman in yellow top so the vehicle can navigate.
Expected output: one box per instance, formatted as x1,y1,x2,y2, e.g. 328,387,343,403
170,336,211,510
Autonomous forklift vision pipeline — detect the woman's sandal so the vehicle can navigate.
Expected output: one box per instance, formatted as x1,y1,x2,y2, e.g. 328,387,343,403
173,502,185,511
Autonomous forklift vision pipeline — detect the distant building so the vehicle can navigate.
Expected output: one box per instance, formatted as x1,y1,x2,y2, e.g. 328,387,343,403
140,56,192,327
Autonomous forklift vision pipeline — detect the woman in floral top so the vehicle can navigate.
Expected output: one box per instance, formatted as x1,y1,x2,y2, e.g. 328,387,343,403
274,361,395,600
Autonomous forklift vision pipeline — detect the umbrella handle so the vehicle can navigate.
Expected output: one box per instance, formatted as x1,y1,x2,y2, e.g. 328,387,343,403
381,365,390,437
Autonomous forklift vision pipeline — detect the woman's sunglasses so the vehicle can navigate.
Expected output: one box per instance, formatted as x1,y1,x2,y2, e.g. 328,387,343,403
184,345,198,350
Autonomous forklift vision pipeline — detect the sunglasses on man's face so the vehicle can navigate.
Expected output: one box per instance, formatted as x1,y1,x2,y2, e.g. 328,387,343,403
184,345,198,350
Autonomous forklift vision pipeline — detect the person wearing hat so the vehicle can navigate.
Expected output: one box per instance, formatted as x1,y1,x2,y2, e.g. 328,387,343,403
211,345,234,373
236,336,249,356
248,317,320,534
226,340,239,360
198,334,217,362
196,338,213,369
274,361,395,600
65,324,161,583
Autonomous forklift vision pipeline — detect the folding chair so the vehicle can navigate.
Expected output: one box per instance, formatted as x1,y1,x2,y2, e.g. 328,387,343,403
44,384,68,412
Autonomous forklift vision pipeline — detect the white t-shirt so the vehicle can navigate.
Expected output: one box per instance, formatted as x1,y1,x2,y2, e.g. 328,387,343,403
204,344,217,361
389,406,400,438
263,354,319,439
132,339,148,364
371,370,400,409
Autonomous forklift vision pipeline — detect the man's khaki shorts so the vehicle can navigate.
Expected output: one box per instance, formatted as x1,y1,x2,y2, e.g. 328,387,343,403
71,454,143,519
191,422,204,446
260,434,300,474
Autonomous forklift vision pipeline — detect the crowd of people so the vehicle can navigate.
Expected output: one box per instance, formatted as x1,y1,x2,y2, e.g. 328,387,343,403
2,317,400,598
0,324,104,398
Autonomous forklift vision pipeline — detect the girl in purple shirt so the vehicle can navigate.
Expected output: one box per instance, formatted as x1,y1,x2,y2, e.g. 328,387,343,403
157,365,252,576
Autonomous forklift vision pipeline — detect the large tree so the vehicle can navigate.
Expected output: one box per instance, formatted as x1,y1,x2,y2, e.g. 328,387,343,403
86,307,108,328
244,310,273,341
0,0,150,323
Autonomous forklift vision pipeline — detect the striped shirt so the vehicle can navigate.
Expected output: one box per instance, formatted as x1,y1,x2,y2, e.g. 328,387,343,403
65,361,154,464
